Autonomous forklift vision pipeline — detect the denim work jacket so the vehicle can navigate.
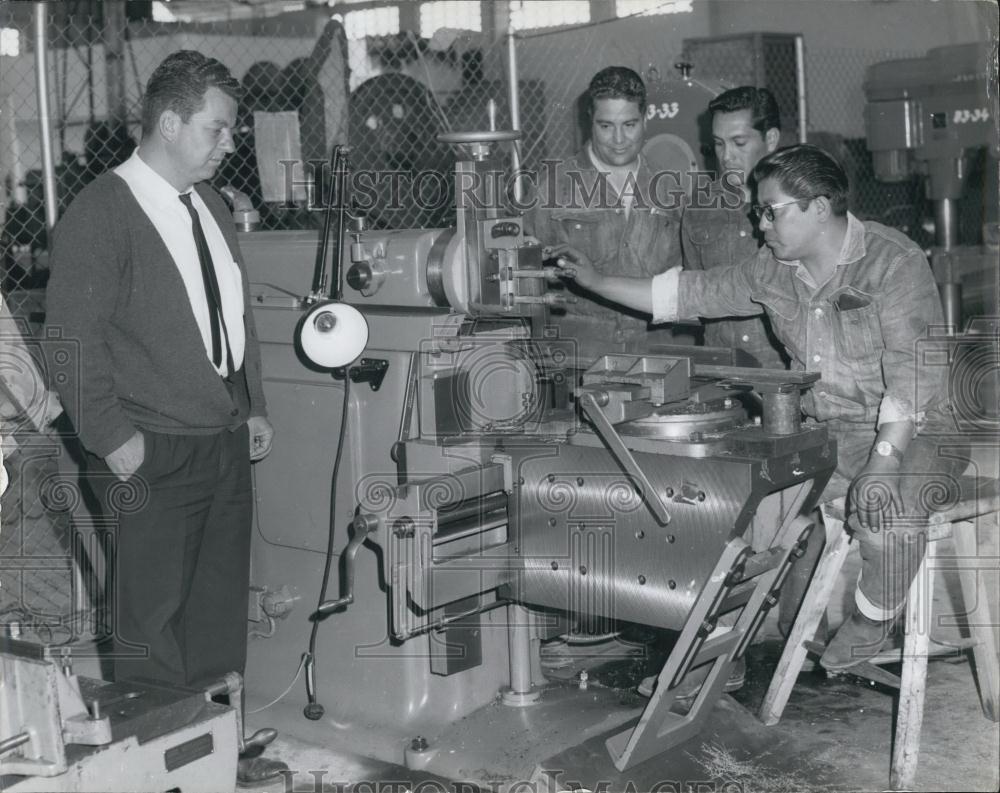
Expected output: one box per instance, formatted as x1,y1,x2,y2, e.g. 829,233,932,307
653,213,947,427
681,181,788,369
525,150,681,351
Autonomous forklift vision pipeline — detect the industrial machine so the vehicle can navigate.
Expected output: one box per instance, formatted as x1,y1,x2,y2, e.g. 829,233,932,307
0,639,242,792
865,40,999,437
238,122,836,783
864,40,999,329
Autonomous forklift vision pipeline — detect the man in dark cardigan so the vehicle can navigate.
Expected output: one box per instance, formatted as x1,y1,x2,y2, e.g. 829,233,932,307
46,50,285,786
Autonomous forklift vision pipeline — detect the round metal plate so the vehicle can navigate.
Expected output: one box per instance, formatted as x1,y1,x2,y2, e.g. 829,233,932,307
619,400,746,438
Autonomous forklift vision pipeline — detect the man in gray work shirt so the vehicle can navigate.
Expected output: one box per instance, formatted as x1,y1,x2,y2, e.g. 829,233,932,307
681,85,787,369
552,143,966,672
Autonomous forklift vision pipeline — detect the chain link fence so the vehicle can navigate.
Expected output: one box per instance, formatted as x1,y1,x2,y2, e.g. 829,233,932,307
0,5,992,638
3,9,986,304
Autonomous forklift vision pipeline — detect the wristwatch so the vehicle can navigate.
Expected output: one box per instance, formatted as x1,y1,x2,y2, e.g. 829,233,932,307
874,440,904,462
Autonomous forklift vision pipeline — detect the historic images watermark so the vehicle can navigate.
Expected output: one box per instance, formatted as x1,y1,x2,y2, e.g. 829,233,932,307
274,158,746,215
272,770,748,793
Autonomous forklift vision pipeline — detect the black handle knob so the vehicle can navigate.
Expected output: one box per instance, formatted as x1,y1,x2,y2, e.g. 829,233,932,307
346,262,372,291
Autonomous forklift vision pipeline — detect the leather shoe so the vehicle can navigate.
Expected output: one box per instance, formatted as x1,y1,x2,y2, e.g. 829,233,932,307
820,611,893,671
237,755,289,788
638,656,746,699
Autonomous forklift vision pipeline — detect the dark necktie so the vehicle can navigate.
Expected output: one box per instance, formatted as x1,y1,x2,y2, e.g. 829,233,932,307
179,192,234,376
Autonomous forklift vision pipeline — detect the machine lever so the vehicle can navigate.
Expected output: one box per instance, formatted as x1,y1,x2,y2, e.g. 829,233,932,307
577,392,672,526
314,514,379,616
204,671,248,752
0,732,30,757
242,728,278,753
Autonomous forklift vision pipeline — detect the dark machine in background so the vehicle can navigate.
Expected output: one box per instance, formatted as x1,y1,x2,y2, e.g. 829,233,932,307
865,41,999,433
681,32,804,147
864,41,999,328
639,63,728,201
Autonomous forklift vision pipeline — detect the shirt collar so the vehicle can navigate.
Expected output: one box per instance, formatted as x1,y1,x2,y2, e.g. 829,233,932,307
776,211,866,286
586,142,640,178
839,211,867,265
114,148,193,212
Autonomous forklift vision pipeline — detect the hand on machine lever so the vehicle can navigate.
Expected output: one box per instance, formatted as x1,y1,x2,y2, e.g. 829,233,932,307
547,243,603,290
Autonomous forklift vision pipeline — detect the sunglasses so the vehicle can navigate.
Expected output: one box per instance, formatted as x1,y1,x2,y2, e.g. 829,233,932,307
752,197,820,223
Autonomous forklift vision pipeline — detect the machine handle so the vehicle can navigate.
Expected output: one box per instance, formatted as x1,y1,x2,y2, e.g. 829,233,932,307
437,130,522,144
577,391,672,526
314,514,379,616
0,732,30,757
204,671,248,752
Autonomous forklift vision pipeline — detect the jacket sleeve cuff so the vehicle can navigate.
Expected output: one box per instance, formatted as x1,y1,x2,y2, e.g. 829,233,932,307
88,423,139,460
651,267,682,324
877,393,922,430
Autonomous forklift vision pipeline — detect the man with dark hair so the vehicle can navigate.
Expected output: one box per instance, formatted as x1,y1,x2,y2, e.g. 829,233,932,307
682,85,786,368
46,50,286,786
552,143,965,673
525,65,680,357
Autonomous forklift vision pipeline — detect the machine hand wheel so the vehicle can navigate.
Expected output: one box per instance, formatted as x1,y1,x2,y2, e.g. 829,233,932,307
437,130,522,145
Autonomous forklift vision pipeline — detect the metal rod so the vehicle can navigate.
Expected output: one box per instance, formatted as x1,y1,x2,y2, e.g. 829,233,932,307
334,147,350,300
506,33,524,204
934,198,958,250
795,35,807,144
932,195,960,334
939,281,962,334
578,391,672,525
103,0,127,126
435,492,508,526
507,603,532,694
0,731,31,757
309,145,349,302
34,2,58,231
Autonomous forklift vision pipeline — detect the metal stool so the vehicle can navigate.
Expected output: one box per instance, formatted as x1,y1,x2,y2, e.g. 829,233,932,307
759,478,1000,790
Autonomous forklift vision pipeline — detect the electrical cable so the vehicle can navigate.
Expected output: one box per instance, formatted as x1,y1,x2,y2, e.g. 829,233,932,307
302,373,352,720
248,652,307,715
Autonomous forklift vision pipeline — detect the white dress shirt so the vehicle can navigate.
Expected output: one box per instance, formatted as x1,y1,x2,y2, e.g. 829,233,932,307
115,150,245,375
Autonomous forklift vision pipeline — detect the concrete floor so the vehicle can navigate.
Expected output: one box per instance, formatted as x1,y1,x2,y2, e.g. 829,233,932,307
238,631,998,793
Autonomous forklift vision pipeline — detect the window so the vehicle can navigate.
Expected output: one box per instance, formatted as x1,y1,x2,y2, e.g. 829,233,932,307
152,2,177,23
0,28,19,57
615,0,694,17
419,1,482,37
342,5,400,40
509,1,590,32
346,38,375,90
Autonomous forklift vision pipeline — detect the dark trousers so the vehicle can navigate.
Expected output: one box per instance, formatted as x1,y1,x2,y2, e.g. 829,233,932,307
89,424,252,688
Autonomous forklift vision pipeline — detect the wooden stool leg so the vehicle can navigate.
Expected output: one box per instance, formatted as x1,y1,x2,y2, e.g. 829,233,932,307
891,539,935,791
760,510,851,726
952,519,1000,722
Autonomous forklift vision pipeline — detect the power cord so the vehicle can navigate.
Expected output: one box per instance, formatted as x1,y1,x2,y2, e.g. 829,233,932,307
303,373,352,720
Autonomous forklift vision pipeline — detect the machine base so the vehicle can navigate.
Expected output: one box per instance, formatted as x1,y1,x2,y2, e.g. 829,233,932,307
247,680,644,787
1,678,239,793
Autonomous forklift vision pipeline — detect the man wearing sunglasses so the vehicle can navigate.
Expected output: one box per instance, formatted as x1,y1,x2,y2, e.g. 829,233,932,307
681,86,787,370
551,143,964,672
